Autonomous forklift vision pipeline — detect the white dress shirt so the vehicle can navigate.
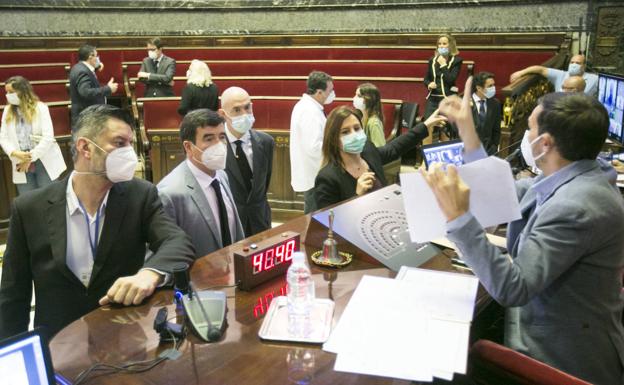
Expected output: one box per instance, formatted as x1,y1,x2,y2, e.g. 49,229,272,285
186,159,237,241
66,172,109,287
225,125,254,173
290,93,326,192
472,93,487,115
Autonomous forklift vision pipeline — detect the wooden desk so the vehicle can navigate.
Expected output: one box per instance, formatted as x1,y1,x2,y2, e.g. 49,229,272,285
50,214,493,384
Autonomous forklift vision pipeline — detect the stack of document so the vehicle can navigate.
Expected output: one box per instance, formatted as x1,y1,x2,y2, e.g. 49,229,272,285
323,267,479,382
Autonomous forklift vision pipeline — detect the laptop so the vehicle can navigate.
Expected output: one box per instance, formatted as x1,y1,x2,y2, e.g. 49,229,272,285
421,140,465,169
0,328,68,385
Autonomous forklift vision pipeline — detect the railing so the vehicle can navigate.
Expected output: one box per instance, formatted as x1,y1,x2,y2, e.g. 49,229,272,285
499,40,571,159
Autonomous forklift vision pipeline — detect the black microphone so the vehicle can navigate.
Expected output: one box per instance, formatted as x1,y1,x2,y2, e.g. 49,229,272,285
172,263,227,342
492,139,523,158
173,263,190,298
187,282,223,342
504,147,522,162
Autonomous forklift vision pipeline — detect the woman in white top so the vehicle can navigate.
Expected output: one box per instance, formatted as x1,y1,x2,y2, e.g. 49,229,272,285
0,76,66,194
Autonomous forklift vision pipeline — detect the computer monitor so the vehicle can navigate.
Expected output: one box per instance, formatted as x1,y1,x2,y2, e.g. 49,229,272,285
597,72,624,144
0,328,56,385
421,140,465,168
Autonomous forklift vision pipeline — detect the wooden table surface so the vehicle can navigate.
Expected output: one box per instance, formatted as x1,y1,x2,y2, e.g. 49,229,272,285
50,214,491,385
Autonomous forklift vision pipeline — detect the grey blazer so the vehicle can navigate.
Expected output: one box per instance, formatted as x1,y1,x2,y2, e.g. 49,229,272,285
448,159,624,385
225,129,275,236
139,55,175,97
157,161,245,258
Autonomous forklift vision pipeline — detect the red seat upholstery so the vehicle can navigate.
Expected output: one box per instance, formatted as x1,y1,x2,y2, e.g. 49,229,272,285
140,98,182,132
0,64,69,82
48,104,72,136
469,340,592,385
30,82,68,102
139,97,401,135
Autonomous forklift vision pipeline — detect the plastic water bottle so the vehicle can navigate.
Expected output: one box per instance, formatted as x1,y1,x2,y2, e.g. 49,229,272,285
287,252,315,338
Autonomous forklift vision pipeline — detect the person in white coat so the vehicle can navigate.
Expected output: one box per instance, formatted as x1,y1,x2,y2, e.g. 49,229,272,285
1,76,66,194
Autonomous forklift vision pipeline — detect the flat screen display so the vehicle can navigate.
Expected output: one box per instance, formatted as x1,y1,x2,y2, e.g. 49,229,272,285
598,72,624,144
421,140,465,168
0,329,55,385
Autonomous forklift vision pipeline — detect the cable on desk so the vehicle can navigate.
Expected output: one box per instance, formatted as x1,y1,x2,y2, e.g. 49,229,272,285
73,329,180,385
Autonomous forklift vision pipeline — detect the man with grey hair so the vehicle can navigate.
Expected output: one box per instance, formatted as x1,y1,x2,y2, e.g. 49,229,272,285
218,86,274,236
0,104,195,339
290,71,334,213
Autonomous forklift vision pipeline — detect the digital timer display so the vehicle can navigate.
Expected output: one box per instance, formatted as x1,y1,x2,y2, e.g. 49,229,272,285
251,238,297,275
233,231,301,291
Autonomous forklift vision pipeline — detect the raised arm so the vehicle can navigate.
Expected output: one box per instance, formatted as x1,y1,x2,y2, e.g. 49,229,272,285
509,65,549,84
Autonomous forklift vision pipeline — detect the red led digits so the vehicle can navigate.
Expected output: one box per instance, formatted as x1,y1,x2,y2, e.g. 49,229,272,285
264,248,275,271
252,252,264,274
284,239,296,261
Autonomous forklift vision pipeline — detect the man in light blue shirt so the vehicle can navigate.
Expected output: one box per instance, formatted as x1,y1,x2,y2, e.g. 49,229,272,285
422,82,624,385
509,54,598,96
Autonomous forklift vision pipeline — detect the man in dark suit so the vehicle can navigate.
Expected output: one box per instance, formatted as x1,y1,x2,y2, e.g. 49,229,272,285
219,86,275,236
137,37,176,97
0,105,195,339
69,44,118,132
471,71,501,155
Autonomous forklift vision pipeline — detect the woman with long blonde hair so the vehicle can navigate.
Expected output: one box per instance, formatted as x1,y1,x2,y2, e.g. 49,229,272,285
423,34,463,120
0,76,66,194
177,60,219,115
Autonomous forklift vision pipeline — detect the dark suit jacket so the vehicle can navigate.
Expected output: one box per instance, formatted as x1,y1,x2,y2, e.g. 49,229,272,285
471,97,502,155
0,177,195,339
139,55,176,97
423,55,463,97
69,62,112,130
314,122,428,210
225,129,275,236
177,83,219,116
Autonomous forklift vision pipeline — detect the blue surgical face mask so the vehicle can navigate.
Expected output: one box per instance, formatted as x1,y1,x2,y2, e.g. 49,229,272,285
229,113,255,135
568,63,582,76
484,86,496,99
341,130,367,154
437,47,449,56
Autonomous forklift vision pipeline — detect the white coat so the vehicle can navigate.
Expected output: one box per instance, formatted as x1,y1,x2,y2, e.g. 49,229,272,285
0,102,66,184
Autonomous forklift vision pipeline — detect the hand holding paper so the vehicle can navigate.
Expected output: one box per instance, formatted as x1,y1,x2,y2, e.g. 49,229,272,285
401,156,521,242
421,163,470,222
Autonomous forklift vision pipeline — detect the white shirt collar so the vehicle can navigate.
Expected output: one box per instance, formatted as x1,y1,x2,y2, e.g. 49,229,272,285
302,93,324,111
82,61,96,73
225,124,251,145
186,159,217,191
472,93,486,105
66,171,110,217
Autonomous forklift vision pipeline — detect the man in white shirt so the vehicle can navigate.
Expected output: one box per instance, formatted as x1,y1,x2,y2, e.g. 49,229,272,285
157,109,245,257
509,54,598,96
0,104,194,338
290,71,334,213
219,87,275,236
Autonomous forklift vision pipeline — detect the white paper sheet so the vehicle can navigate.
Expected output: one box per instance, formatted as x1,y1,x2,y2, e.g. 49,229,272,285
324,275,433,382
324,271,479,382
400,156,521,243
